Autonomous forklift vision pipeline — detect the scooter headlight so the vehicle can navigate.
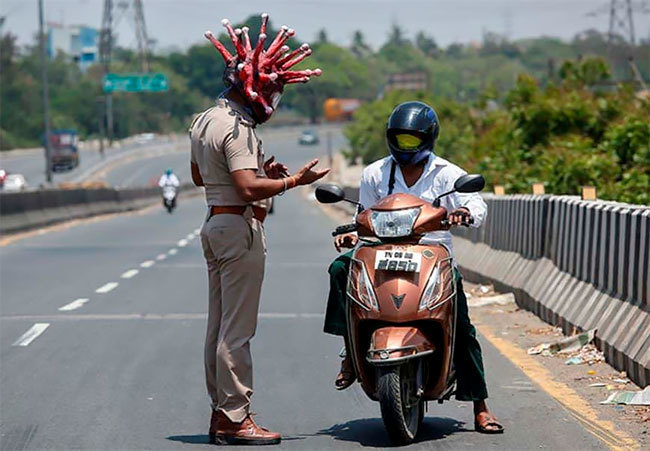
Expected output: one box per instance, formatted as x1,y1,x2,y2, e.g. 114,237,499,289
370,207,421,238
419,258,455,310
347,259,379,311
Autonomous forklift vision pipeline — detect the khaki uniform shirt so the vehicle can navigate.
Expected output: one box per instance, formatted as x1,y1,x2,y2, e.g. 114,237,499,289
190,98,269,209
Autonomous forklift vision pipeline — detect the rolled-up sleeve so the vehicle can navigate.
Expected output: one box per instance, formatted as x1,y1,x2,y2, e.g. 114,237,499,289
444,165,487,228
455,191,487,227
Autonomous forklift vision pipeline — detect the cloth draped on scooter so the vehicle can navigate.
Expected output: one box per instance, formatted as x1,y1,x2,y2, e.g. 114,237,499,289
323,250,489,402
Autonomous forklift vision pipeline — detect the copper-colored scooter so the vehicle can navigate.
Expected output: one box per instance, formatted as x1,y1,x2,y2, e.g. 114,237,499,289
316,174,485,445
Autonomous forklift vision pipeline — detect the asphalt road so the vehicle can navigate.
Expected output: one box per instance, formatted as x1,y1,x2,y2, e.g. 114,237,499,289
102,127,347,188
0,205,608,448
0,126,607,450
0,138,180,189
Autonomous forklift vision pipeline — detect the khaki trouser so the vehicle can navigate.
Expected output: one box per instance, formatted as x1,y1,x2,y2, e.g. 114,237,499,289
200,210,266,423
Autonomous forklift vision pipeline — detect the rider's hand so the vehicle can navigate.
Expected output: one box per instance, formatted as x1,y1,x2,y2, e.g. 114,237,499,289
334,233,358,252
263,156,289,180
293,158,330,186
448,207,471,225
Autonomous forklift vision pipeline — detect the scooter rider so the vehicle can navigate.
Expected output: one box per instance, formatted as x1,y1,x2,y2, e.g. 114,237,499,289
158,168,180,188
190,14,328,446
323,101,504,434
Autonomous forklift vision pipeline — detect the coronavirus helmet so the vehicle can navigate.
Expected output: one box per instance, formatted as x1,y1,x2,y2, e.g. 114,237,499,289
386,101,440,166
205,14,322,123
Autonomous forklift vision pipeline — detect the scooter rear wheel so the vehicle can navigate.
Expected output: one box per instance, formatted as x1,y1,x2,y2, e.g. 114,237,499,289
377,364,424,445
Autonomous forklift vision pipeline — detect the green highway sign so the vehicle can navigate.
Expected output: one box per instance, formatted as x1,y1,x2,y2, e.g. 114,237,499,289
103,73,169,93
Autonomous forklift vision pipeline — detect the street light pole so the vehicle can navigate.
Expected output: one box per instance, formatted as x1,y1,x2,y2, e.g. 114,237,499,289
38,0,52,184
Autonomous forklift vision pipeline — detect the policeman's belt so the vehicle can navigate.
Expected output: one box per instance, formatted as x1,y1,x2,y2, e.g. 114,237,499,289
209,205,267,223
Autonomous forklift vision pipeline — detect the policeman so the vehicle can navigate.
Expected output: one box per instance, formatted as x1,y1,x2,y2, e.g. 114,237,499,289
190,15,328,446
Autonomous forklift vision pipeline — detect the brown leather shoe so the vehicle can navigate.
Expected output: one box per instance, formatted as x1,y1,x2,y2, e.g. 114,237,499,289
215,411,281,445
208,409,218,444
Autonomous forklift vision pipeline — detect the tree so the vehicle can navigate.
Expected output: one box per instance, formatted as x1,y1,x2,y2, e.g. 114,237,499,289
387,23,408,46
415,31,438,57
316,29,329,45
351,30,371,58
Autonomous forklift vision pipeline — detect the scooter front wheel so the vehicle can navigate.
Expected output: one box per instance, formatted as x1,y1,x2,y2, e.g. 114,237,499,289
377,364,424,445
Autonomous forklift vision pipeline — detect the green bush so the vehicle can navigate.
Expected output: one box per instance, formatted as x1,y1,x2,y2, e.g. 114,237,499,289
345,58,649,205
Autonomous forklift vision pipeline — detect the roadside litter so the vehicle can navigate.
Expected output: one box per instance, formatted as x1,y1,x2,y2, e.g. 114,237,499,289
601,387,650,406
527,329,596,356
467,292,515,308
563,344,605,365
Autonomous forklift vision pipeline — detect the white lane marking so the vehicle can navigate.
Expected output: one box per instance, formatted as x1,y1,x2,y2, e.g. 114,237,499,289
2,313,325,322
177,239,188,247
194,228,200,234
140,260,155,268
156,254,167,261
168,248,178,255
96,282,118,294
12,323,50,346
186,233,195,240
121,269,139,279
58,298,89,311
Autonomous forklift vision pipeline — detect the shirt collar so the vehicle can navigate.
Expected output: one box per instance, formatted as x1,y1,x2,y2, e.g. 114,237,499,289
217,97,256,126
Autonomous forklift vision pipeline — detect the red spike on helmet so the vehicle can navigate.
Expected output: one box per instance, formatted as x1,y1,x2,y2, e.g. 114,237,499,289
205,13,322,122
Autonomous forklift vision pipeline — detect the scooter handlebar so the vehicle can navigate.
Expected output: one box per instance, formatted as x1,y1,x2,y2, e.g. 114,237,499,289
332,223,359,237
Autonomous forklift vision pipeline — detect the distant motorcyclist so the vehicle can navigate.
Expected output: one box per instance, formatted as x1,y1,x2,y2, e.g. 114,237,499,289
159,168,180,188
159,168,180,212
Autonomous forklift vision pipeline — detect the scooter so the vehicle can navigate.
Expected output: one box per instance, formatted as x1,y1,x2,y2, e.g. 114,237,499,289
162,185,177,213
315,174,485,445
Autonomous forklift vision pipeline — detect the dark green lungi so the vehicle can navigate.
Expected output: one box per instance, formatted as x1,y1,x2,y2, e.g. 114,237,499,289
323,250,488,402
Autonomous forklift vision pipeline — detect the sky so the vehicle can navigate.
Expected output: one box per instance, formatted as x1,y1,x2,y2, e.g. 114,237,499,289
1,0,648,52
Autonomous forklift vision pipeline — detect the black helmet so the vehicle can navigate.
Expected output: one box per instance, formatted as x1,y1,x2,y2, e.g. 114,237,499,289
386,101,440,166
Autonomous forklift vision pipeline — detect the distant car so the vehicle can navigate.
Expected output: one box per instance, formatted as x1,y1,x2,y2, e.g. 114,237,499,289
134,133,156,144
299,130,319,145
0,169,7,188
3,173,26,192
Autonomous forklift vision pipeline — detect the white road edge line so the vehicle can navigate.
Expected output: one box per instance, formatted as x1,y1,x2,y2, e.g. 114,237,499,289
194,228,200,235
156,254,167,261
58,298,89,311
121,269,139,279
140,260,155,268
177,239,188,247
168,248,178,255
186,233,195,240
12,323,50,346
96,282,119,294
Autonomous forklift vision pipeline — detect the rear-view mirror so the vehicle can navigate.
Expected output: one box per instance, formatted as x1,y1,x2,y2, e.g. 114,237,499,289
454,174,485,193
315,184,346,204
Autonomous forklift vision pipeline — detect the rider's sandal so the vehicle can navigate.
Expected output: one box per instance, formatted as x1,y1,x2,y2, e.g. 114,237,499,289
334,358,356,390
474,412,504,434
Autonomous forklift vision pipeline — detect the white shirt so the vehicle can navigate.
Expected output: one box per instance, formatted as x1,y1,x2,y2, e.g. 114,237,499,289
358,154,487,257
158,173,180,187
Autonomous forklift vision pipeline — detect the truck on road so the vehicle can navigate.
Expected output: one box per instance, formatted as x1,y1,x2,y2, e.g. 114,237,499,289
47,129,79,172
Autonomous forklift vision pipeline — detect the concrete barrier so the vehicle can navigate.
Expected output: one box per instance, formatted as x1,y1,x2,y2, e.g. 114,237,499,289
452,194,650,387
0,184,200,234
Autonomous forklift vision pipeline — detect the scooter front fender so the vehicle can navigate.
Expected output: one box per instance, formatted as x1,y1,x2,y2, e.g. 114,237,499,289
366,326,435,365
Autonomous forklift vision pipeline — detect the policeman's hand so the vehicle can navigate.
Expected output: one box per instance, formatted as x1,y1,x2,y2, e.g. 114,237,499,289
448,207,471,225
263,156,289,180
294,158,330,186
334,233,358,252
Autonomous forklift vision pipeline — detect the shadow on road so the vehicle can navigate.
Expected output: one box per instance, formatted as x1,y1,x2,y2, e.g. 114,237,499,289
317,417,467,447
166,434,211,445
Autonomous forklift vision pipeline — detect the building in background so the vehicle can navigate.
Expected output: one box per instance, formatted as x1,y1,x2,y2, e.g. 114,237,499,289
48,23,99,72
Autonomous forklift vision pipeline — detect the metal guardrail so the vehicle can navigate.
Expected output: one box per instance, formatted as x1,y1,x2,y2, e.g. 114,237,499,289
451,194,649,387
0,184,199,234
453,195,650,306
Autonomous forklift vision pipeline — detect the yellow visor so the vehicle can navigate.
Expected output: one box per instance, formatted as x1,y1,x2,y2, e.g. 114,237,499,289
395,133,423,150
